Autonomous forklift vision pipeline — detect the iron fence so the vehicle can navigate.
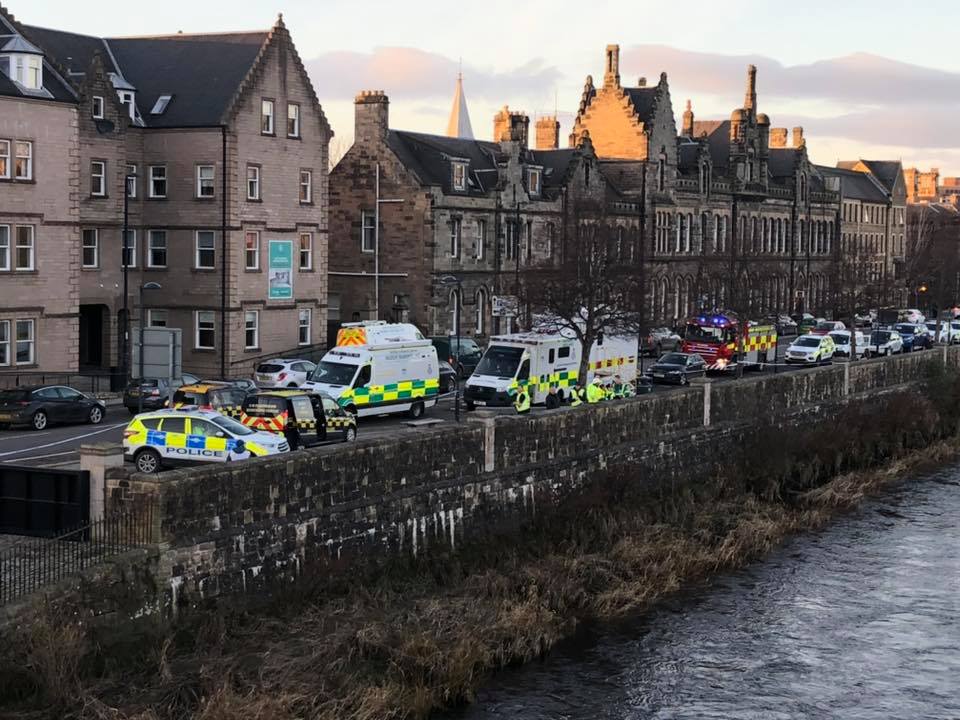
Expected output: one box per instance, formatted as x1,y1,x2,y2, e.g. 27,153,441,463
0,371,125,394
0,503,155,606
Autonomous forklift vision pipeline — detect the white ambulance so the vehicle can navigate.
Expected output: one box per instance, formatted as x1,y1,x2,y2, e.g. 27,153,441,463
464,332,637,408
303,322,440,419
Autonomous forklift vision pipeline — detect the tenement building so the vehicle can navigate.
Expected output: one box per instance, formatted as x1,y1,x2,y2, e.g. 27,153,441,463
0,5,331,376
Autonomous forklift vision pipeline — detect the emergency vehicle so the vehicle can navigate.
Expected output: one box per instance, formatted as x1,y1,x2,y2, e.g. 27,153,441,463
303,321,440,419
240,390,357,449
681,312,777,371
122,408,288,474
464,331,637,408
168,381,249,419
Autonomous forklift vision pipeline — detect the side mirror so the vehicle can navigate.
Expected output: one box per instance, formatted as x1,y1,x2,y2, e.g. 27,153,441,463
216,431,226,438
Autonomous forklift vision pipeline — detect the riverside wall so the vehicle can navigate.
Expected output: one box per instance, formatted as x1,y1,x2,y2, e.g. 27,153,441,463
90,347,955,617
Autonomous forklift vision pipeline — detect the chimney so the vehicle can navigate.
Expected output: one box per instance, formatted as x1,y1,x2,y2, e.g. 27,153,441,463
637,77,646,87
792,126,805,148
744,64,757,113
493,105,511,142
604,44,620,88
493,106,529,148
535,115,560,150
354,90,389,141
770,128,788,148
682,99,694,137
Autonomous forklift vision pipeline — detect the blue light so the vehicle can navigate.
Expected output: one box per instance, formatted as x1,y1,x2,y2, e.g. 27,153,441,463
698,316,706,323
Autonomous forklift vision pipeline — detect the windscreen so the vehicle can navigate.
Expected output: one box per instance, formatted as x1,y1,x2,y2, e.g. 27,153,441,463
796,337,822,348
241,396,287,417
871,332,890,343
256,364,284,373
212,415,255,436
172,390,206,406
829,333,849,345
0,389,29,404
685,324,724,342
474,345,525,378
895,324,915,335
310,361,358,386
660,353,687,364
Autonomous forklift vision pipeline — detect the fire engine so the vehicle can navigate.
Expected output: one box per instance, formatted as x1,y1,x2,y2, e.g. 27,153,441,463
680,311,777,371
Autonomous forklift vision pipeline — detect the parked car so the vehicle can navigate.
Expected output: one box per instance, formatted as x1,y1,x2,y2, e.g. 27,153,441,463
647,352,707,385
866,329,903,356
810,320,846,336
438,360,459,394
254,358,317,388
123,374,201,414
829,330,868,359
924,321,942,342
641,327,683,356
899,309,925,324
203,378,258,394
791,313,817,334
773,314,798,336
430,336,483,377
239,390,357,449
949,320,960,344
896,323,932,352
170,381,252,419
0,385,106,431
785,334,836,365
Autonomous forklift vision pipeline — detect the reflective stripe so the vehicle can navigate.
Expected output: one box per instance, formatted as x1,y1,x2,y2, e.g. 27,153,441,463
340,378,440,407
144,431,238,452
588,355,635,371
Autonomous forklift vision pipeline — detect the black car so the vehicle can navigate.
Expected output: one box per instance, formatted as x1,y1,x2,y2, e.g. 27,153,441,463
439,360,458,394
122,373,200,414
648,352,707,385
0,385,106,431
430,336,483,377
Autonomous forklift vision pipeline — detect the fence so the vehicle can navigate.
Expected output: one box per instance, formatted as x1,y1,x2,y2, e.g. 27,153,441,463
0,504,154,606
0,371,124,394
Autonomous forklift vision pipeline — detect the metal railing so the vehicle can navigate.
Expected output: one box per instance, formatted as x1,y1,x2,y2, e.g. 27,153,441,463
0,371,125,394
0,504,155,606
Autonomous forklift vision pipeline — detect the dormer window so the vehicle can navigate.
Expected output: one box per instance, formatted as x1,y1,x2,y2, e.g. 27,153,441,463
527,167,542,197
92,96,104,119
0,35,45,91
452,161,468,192
150,95,172,115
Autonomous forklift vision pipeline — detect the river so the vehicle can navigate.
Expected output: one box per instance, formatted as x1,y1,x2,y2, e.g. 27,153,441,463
444,467,960,720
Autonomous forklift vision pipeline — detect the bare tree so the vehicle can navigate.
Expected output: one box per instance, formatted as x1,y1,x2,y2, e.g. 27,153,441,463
328,136,350,172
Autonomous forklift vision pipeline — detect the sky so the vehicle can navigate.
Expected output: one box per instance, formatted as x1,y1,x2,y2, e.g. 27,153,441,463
18,0,960,174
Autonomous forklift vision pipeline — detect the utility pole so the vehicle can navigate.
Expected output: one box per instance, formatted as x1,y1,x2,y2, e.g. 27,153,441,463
373,162,404,319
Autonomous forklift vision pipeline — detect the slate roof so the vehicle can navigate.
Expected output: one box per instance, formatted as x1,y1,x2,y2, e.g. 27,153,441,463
597,159,647,194
818,166,888,203
625,87,657,122
21,24,119,76
856,160,901,194
0,15,75,102
530,148,577,188
387,130,502,194
692,120,731,169
678,141,701,173
768,148,799,178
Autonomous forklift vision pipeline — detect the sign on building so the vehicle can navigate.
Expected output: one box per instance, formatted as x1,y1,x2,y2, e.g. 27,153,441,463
492,295,519,317
268,240,294,300
130,327,182,380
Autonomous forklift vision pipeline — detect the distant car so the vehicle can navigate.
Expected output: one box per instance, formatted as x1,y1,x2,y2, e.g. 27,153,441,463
438,360,459,394
895,323,932,351
949,321,960,344
900,309,925,324
810,320,845,336
170,381,251,419
924,321,941,342
0,385,106,431
642,327,683,356
648,352,707,385
429,336,483,377
785,334,836,365
866,330,903,356
203,378,258,394
829,330,868,359
773,314,798,336
792,313,817,334
254,358,317,388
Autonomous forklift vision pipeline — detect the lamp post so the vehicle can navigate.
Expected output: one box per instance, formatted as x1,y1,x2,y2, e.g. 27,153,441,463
137,281,162,414
438,274,462,423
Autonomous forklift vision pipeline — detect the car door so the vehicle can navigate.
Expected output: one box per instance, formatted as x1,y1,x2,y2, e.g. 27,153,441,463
689,355,706,377
186,417,229,462
156,416,188,462
56,386,88,422
290,395,321,445
33,387,65,422
320,395,347,440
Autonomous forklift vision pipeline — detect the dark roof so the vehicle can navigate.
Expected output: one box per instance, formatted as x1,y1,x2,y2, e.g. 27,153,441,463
625,87,657,122
678,141,701,172
692,120,730,169
818,166,888,203
768,148,799,178
0,16,76,102
387,130,502,194
22,24,119,76
858,160,901,193
597,159,647,194
530,148,577,188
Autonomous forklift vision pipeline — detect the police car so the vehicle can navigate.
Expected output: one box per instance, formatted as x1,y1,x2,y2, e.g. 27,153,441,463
123,408,289,473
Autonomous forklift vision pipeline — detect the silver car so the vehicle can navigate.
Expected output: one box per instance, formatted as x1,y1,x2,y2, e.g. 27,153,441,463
254,358,317,388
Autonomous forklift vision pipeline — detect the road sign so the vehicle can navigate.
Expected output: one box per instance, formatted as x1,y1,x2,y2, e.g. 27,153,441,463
131,327,182,380
492,295,518,317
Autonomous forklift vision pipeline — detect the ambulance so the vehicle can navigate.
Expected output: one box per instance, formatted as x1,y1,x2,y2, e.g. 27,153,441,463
464,331,637,408
303,321,440,419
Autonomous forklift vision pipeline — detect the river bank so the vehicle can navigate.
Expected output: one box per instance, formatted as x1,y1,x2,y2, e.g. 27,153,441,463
2,372,959,720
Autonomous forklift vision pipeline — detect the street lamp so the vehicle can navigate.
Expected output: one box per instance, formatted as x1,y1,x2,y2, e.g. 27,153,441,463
137,281,162,414
438,274,463,423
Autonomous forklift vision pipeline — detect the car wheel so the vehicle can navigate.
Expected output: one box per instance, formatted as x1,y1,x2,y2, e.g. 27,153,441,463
88,405,104,424
31,410,47,431
287,383,298,388
408,401,425,420
134,448,161,474
344,427,357,443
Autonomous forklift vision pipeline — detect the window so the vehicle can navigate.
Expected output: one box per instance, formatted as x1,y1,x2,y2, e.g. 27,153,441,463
126,164,137,198
196,165,215,198
150,95,172,115
147,309,168,327
0,140,8,178
122,229,136,268
15,141,32,180
247,165,260,200
92,95,104,119
82,229,98,268
506,221,517,260
476,219,486,260
287,103,300,137
299,232,312,270
195,311,215,349
15,225,33,270
0,320,7,366
261,99,275,134
298,308,312,345
526,220,533,261
0,225,8,270
90,161,106,196
528,167,542,196
449,289,461,334
361,211,376,253
450,218,461,258
15,319,34,365
244,310,259,349
245,231,260,270
452,161,467,191
299,170,312,203
475,288,487,334
149,165,167,198
148,230,167,268
195,231,215,269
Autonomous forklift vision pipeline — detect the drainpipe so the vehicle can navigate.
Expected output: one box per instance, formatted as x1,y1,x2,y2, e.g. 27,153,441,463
221,125,228,378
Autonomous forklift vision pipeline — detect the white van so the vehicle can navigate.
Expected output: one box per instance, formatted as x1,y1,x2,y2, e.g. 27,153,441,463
303,322,439,419
464,332,637,408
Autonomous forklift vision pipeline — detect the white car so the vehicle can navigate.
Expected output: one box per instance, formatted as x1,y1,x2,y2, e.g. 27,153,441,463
785,334,836,364
829,330,868,359
948,321,960,344
866,329,903,356
254,358,317,388
900,308,925,324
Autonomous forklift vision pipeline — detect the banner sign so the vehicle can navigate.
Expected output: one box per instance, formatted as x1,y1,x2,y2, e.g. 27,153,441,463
492,295,519,318
268,240,294,300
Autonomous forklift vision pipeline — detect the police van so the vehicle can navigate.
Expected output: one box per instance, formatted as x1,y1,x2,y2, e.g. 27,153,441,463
464,332,637,408
123,408,288,473
303,321,439,419
240,390,357,450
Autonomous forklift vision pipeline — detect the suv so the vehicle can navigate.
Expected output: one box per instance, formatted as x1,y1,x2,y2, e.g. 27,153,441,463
640,327,682,356
171,381,251,419
429,337,482,377
254,359,316,388
123,374,200,415
240,390,357,450
895,323,932,352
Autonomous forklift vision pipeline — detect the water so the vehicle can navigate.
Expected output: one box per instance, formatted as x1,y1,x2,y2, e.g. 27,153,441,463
446,467,960,720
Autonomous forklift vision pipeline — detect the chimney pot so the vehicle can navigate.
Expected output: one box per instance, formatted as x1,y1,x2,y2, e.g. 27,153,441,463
535,115,561,150
355,90,389,141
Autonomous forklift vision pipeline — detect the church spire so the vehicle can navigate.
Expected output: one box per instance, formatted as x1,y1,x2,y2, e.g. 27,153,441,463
445,70,474,139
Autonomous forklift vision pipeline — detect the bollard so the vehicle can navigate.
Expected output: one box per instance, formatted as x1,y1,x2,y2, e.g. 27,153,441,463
80,442,124,521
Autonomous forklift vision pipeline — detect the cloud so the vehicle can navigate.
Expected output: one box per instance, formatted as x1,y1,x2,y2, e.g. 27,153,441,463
305,47,561,101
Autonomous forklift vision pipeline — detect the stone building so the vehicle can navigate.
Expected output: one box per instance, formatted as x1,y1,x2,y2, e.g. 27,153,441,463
0,5,331,377
904,167,940,204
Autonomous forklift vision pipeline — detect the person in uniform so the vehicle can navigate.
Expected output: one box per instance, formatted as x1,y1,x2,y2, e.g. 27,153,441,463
513,386,531,415
587,377,605,404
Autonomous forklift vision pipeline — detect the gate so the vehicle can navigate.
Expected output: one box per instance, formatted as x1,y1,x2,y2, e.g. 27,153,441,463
0,466,90,537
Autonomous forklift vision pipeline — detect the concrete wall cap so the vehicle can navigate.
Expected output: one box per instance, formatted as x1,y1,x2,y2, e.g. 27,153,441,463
80,442,124,456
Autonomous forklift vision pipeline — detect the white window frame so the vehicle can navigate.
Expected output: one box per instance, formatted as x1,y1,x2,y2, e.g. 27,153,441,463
361,211,375,253
92,95,104,119
246,164,260,200
26,56,41,90
0,320,8,366
0,225,8,270
299,169,312,204
196,165,215,198
299,232,313,270
15,319,34,365
261,99,275,135
0,140,9,179
287,103,300,138
147,230,167,268
452,161,467,191
475,288,486,334
298,308,311,346
122,229,137,268
146,309,168,328
527,167,542,196
476,219,486,260
195,230,215,269
149,165,167,198
245,230,260,270
15,225,34,271
126,164,137,199
14,141,32,180
450,217,461,258
81,228,99,268
91,160,106,197
150,95,172,115
244,310,259,349
195,310,215,350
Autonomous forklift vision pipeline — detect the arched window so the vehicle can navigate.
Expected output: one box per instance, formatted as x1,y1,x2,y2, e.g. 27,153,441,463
674,277,683,319
701,212,709,253
449,289,461,334
676,214,683,253
713,214,720,253
799,220,806,253
751,216,759,254
685,213,693,252
475,287,487,335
